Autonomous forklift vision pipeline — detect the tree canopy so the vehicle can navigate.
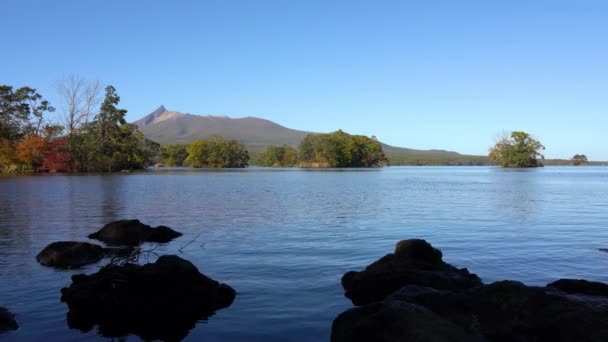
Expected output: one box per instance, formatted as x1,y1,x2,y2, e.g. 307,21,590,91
298,130,387,167
158,144,188,166
256,145,299,167
184,135,249,168
1,83,157,173
572,154,589,166
488,131,545,168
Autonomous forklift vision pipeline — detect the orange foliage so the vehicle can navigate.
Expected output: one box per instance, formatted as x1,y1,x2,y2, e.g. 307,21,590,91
15,135,48,168
0,138,17,167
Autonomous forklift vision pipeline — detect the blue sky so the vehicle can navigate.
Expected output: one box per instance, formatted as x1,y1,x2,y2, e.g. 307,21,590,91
3,0,607,159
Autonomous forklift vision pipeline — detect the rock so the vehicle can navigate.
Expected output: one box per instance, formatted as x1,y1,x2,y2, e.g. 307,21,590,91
36,241,104,268
88,219,182,246
0,307,18,333
334,239,608,342
60,255,236,341
331,300,482,342
599,248,608,253
341,239,482,305
547,279,608,297
334,280,608,341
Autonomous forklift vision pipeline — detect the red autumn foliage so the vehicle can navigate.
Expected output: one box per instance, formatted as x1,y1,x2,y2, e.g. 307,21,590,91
40,137,74,172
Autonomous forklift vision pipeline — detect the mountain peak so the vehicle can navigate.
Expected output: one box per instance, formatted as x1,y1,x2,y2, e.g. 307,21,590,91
154,105,167,114
135,105,178,127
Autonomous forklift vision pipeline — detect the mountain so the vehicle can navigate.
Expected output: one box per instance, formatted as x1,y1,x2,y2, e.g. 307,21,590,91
134,106,491,165
134,106,310,150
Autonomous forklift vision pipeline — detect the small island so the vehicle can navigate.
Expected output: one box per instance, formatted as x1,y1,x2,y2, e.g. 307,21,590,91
488,131,545,168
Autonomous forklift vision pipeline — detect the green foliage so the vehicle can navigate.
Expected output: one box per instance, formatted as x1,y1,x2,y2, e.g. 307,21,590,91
184,135,249,168
0,85,55,141
158,144,188,166
298,130,387,167
571,154,588,166
256,145,299,167
70,86,155,172
489,131,545,168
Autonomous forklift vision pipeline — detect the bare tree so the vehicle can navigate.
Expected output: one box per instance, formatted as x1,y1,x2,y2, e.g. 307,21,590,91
56,75,101,137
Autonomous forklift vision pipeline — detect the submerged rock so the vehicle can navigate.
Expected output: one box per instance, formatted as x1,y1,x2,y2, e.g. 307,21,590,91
61,255,236,341
341,239,482,305
36,241,104,268
88,219,182,246
0,307,18,333
333,239,608,342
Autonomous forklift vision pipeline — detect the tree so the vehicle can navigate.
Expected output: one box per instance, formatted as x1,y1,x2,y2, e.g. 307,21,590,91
184,135,249,168
258,145,299,167
158,144,188,166
572,154,589,166
0,85,55,140
489,131,545,167
56,75,100,139
298,130,387,167
15,135,48,169
73,85,154,172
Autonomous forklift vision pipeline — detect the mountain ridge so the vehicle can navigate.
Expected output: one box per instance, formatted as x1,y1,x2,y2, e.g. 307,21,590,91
133,106,490,165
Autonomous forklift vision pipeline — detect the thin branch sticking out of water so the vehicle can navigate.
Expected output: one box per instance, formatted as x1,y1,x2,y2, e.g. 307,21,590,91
178,232,203,253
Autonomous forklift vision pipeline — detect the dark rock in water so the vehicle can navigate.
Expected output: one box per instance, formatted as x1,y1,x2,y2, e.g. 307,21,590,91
547,278,608,297
332,301,482,342
333,280,608,342
341,239,482,305
146,225,182,243
333,239,608,342
599,248,608,253
88,219,182,246
36,241,104,268
0,307,18,333
61,255,236,341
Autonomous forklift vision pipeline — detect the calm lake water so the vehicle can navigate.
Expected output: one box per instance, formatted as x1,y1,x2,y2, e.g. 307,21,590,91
1,166,608,341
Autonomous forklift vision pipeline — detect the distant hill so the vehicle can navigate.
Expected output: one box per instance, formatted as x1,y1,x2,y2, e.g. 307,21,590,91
134,106,490,165
134,106,310,150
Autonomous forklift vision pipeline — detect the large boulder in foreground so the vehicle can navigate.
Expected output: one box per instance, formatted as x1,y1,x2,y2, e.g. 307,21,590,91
332,300,482,342
333,280,608,342
36,241,104,268
88,219,182,246
341,239,482,305
61,255,236,341
0,307,18,333
333,239,608,342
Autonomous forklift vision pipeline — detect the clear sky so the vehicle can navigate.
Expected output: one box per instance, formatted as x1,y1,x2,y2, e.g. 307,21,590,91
3,0,607,160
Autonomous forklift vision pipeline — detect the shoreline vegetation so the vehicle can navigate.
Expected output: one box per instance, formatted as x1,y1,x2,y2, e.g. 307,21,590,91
1,81,603,174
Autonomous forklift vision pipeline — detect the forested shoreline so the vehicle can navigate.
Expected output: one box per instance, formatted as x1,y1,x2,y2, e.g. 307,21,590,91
1,81,599,173
1,82,157,173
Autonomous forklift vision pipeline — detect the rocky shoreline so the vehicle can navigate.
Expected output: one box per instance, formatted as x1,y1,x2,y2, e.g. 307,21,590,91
4,232,608,340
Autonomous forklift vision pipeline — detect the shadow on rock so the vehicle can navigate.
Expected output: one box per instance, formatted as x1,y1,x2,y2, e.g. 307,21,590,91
88,219,182,246
333,239,608,342
0,307,18,333
61,255,236,341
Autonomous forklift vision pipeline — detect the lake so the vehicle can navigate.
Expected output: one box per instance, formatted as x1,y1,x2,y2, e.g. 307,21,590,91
1,166,608,341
